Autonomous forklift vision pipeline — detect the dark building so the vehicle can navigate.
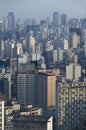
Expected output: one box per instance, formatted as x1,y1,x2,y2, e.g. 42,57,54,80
8,12,15,31
53,12,59,28
13,115,53,130
60,13,67,26
0,78,9,100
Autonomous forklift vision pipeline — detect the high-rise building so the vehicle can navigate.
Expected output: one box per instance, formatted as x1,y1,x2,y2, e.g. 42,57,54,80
8,12,15,31
60,13,68,26
63,39,68,50
70,32,80,48
17,70,36,105
81,29,86,55
53,49,63,62
0,101,4,130
4,40,17,57
0,39,4,58
4,41,11,57
53,12,59,28
16,42,23,55
37,71,56,108
57,82,86,130
27,35,36,54
17,70,56,108
66,63,81,80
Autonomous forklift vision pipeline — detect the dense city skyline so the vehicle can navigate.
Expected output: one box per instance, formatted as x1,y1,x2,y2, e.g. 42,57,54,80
0,0,86,19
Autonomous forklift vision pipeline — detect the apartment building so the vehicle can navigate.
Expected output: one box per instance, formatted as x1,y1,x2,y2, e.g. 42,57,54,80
57,82,86,130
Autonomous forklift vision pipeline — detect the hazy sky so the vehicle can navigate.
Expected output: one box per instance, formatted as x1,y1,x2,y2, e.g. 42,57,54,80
0,0,86,19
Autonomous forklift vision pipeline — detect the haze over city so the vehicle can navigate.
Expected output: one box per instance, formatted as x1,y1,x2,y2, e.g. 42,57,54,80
0,0,86,130
0,0,86,19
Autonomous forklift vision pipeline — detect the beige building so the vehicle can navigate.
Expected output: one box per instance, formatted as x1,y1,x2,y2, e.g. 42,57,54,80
29,35,36,53
57,82,86,130
37,71,56,108
63,39,68,50
71,32,80,48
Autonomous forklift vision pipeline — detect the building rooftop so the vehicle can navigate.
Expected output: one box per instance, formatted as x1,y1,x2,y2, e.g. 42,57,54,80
13,115,51,122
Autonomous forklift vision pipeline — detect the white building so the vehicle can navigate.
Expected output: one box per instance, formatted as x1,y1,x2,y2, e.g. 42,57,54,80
53,49,63,62
29,36,36,53
63,39,68,50
16,42,23,55
66,63,81,81
31,53,41,61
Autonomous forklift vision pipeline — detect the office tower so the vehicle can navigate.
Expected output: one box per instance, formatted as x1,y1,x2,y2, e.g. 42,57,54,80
17,70,36,105
66,63,81,80
21,38,27,52
60,13,68,26
4,41,12,57
81,29,86,55
8,12,15,31
57,82,86,130
37,71,56,108
53,11,59,28
11,41,17,57
27,35,36,54
16,42,23,55
0,101,4,130
0,39,4,58
29,36,36,53
11,74,17,100
4,40,17,57
82,29,86,43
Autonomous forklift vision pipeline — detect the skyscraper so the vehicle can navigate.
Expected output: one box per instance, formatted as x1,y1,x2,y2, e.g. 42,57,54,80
0,39,4,58
60,13,68,26
82,29,86,55
37,71,56,108
8,12,15,31
27,35,36,54
53,12,59,28
17,70,36,105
